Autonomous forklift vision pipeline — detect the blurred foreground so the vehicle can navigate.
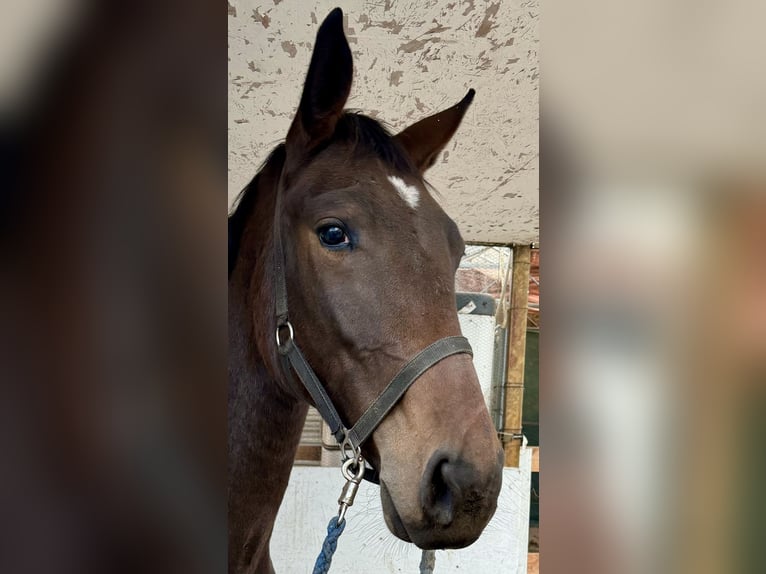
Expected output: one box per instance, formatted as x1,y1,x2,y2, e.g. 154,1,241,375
1,2,225,573
543,1,766,573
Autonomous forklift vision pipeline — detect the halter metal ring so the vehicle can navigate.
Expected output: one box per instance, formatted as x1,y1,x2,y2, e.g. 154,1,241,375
340,433,360,462
341,455,366,482
275,321,294,350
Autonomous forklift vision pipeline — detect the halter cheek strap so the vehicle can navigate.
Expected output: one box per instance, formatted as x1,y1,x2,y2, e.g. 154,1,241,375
343,336,472,449
272,180,473,483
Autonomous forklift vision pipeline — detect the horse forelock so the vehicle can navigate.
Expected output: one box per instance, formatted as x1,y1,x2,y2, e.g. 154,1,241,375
331,112,417,177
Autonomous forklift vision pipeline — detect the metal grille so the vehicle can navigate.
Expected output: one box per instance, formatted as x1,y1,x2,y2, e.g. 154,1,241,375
456,245,512,298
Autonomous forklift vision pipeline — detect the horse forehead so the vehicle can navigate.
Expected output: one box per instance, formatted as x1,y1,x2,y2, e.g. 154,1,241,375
387,175,420,209
296,159,440,221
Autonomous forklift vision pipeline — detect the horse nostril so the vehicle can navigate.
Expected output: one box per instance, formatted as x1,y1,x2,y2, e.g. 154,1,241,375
422,453,458,527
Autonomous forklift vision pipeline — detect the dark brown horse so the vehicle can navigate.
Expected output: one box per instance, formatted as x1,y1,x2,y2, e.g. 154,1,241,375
228,8,503,573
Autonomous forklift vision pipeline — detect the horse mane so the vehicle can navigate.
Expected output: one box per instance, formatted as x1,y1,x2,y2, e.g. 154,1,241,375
228,144,285,276
228,112,416,276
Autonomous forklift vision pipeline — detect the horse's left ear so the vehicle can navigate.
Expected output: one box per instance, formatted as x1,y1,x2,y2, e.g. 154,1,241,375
285,8,352,171
395,89,475,173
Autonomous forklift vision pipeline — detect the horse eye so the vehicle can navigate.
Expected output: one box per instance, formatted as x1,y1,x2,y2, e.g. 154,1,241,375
317,224,350,248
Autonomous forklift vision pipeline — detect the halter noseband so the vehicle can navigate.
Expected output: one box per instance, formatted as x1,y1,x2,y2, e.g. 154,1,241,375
272,178,473,484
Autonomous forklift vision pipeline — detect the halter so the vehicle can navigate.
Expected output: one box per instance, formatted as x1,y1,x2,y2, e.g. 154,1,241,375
271,176,473,490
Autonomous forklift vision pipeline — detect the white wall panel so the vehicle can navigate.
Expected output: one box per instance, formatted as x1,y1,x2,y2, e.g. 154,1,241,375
272,446,532,573
228,0,539,244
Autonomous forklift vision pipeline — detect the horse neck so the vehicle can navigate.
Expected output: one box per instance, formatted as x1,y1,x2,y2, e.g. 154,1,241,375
228,159,308,573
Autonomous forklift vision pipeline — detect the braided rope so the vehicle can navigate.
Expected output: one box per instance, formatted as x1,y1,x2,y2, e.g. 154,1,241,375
312,516,346,574
312,515,437,574
419,549,436,574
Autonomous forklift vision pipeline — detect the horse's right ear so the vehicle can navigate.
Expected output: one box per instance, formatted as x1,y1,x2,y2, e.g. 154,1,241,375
395,89,475,173
285,8,352,172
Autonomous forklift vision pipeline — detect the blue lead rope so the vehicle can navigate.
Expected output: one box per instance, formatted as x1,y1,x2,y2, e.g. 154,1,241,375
311,514,437,574
419,550,436,574
312,516,346,574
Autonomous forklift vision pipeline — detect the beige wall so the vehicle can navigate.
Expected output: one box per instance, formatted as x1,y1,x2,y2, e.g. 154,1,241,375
228,0,538,244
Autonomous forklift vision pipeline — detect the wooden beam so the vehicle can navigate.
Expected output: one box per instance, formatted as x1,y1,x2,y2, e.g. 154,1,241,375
503,245,531,466
527,552,539,574
294,445,321,462
531,446,539,472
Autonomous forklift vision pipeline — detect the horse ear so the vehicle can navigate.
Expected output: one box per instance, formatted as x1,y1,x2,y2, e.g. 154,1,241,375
285,8,352,167
395,89,475,172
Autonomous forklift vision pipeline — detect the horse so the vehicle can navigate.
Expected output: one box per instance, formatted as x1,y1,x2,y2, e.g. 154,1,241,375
228,8,503,573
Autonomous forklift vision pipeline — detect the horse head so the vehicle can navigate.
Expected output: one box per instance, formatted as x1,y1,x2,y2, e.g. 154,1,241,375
266,8,503,549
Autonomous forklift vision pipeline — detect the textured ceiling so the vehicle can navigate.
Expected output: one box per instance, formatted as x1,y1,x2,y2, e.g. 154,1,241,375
228,0,538,244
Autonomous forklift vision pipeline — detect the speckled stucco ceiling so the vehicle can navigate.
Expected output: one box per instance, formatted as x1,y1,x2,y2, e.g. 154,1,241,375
228,0,538,244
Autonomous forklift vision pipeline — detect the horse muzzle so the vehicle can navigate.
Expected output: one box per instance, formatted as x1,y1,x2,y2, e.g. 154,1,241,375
380,447,503,549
